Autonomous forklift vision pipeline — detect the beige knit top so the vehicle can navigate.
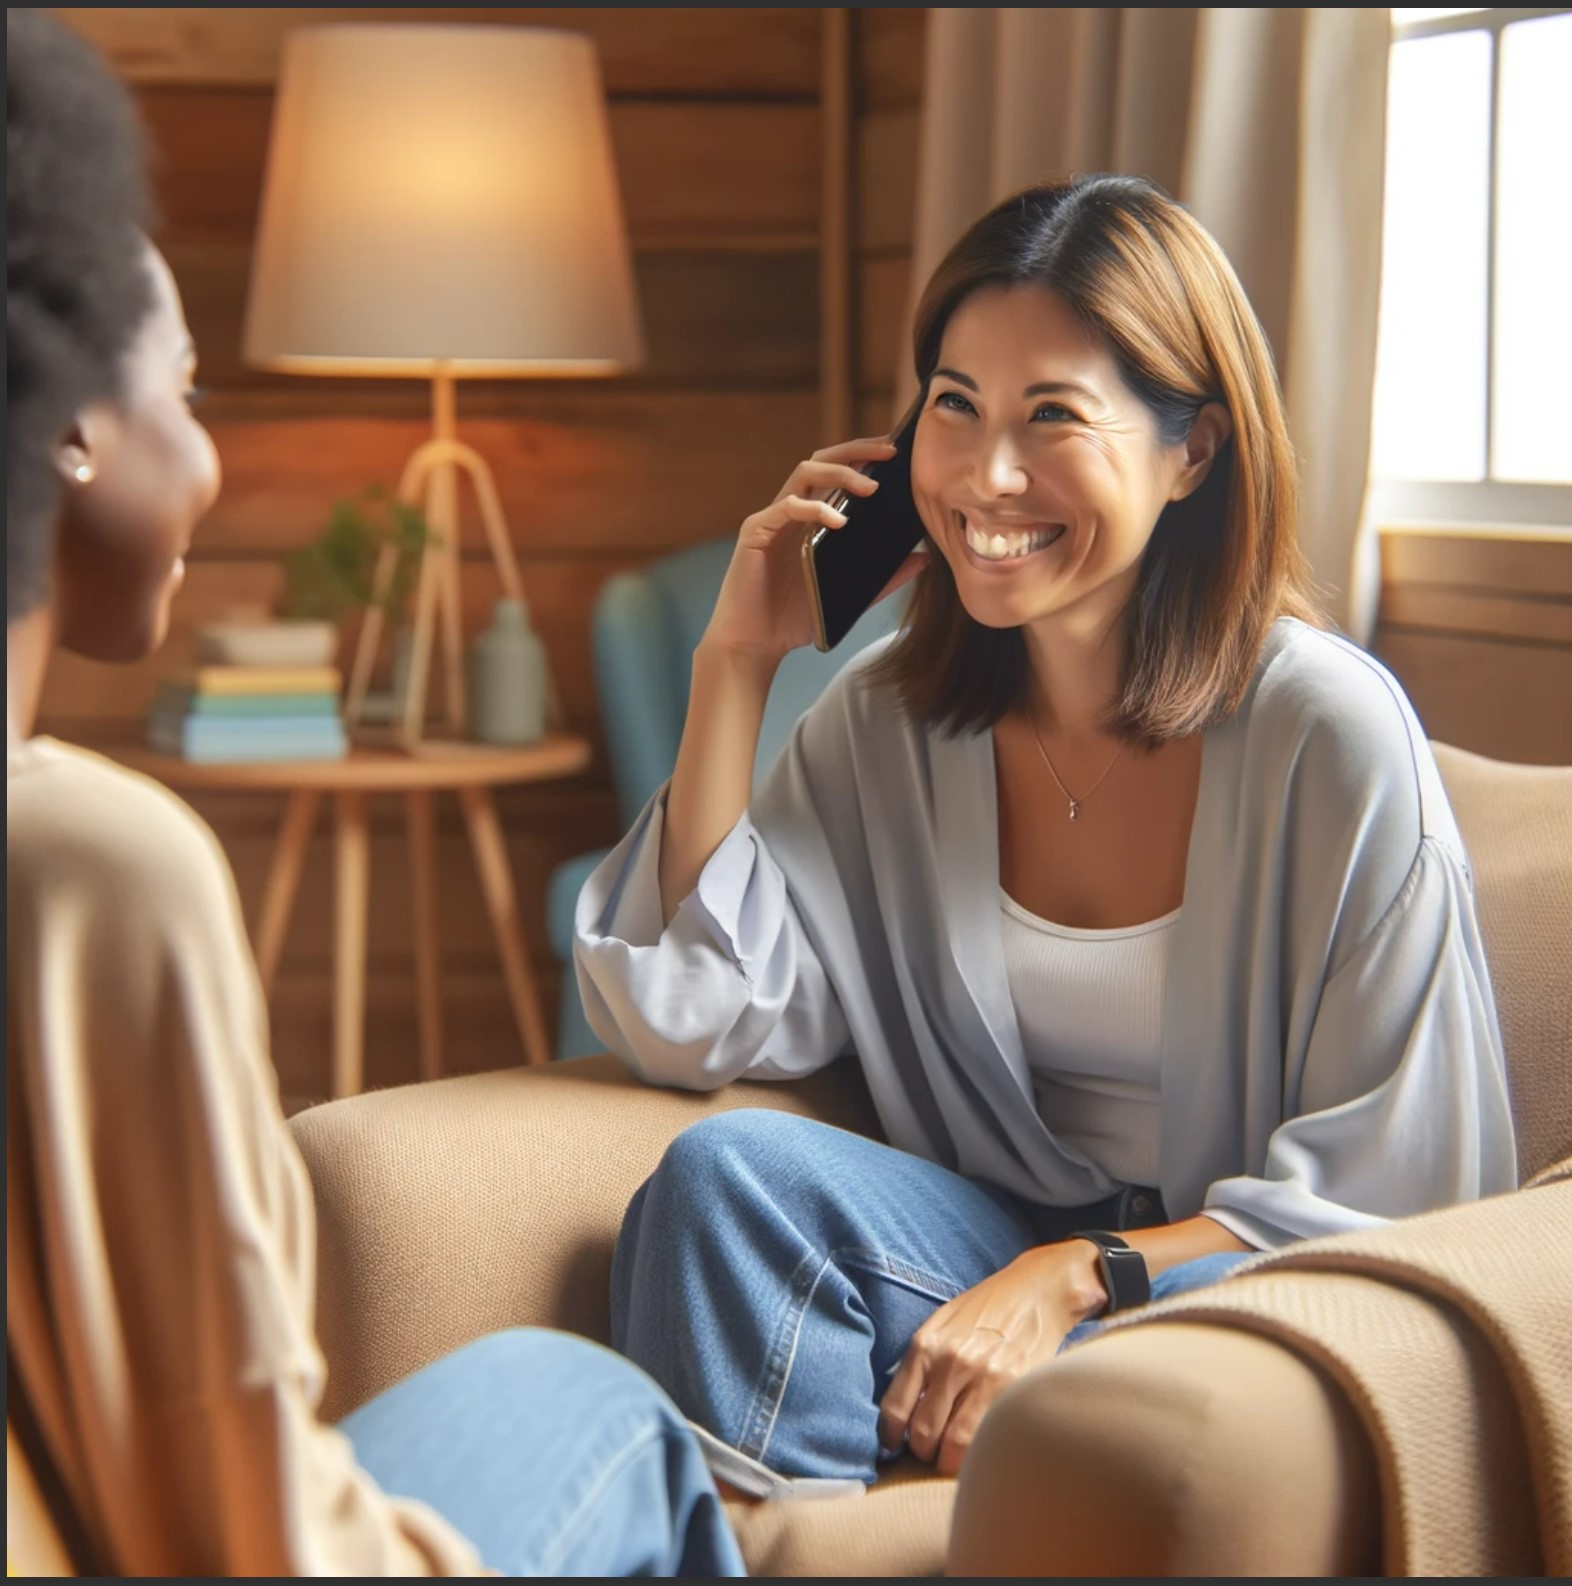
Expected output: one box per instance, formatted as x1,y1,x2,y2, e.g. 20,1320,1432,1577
6,738,482,1576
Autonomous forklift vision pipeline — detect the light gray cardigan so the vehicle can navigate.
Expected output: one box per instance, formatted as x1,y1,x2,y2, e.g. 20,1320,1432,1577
575,619,1517,1248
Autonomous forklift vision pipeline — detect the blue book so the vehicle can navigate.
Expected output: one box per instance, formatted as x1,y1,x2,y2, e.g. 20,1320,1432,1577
149,713,347,763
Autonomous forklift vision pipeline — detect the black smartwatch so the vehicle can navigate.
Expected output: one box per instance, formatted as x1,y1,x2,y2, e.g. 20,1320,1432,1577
1074,1231,1151,1315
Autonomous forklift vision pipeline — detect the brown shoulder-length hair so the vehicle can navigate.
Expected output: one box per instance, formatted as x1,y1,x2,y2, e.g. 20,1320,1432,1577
870,174,1322,745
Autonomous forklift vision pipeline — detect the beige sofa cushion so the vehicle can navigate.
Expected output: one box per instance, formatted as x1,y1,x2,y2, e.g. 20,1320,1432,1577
1432,743,1572,1182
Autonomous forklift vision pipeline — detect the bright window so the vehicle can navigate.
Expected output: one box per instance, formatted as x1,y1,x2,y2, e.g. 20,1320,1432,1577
1371,7,1572,528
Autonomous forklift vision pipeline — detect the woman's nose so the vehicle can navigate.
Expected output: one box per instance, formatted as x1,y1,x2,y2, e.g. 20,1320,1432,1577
976,436,1028,498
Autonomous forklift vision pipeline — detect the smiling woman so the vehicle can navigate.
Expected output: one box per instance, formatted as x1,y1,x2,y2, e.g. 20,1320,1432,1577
575,173,1515,1491
876,176,1318,745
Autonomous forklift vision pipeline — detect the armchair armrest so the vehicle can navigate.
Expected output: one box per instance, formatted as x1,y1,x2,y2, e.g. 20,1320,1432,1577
949,1322,1381,1576
289,1053,879,1421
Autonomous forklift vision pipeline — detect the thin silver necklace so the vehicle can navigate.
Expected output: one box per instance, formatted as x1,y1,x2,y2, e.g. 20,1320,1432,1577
1027,715,1126,822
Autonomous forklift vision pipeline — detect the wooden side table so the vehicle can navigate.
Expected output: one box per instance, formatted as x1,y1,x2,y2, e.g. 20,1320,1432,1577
116,737,592,1097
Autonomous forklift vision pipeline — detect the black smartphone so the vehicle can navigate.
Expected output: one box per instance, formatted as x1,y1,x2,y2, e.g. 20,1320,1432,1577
801,410,923,652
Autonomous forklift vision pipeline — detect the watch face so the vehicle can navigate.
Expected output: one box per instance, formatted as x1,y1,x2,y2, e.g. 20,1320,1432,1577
1105,1247,1150,1311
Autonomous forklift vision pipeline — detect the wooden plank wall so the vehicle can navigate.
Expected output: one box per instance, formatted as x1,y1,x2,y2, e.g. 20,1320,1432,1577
46,8,927,1099
1374,527,1572,767
854,11,924,436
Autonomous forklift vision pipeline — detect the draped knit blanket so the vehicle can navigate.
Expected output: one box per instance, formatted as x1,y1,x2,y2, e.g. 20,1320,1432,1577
1104,1161,1572,1576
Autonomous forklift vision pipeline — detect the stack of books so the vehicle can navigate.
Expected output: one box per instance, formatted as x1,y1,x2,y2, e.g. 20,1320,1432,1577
149,666,348,763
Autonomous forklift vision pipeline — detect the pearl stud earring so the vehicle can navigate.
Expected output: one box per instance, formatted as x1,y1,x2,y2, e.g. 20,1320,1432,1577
74,463,94,484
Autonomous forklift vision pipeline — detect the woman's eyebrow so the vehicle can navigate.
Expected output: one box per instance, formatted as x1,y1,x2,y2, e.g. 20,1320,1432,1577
933,367,1098,403
1024,379,1097,401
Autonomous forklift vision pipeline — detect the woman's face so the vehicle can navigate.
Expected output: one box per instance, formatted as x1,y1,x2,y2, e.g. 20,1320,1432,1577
54,244,220,661
910,284,1221,635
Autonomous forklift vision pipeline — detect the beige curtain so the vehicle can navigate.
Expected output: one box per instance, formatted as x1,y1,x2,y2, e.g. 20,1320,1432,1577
899,7,1389,639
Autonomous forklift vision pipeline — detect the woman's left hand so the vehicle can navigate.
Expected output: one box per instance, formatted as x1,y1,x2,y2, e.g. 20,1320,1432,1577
877,1240,1107,1476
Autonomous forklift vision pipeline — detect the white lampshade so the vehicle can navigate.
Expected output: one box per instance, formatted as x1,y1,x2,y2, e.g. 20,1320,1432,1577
244,24,644,376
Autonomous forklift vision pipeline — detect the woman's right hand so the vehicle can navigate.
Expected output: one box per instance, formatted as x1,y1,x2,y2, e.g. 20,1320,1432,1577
701,437,901,667
660,437,902,919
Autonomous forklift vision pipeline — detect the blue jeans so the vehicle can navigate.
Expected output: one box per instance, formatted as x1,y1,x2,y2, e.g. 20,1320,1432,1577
611,1111,1255,1486
342,1328,745,1576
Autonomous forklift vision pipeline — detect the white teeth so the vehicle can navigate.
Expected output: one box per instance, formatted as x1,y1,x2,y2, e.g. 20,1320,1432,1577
963,517,1063,562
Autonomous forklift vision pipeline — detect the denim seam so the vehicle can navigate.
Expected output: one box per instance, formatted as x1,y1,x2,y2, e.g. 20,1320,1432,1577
737,1243,830,1462
736,1242,969,1467
531,1419,668,1577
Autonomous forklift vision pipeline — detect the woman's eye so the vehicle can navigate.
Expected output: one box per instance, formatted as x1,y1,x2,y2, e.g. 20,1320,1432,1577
1032,402,1076,423
934,390,977,416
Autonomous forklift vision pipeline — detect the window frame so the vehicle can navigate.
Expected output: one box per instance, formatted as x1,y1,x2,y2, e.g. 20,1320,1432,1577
1375,5,1572,532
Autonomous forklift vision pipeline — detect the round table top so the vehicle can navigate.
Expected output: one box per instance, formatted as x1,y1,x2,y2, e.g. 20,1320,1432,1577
113,733,593,792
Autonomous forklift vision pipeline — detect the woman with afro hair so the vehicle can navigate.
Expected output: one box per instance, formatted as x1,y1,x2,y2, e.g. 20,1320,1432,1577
5,11,744,1576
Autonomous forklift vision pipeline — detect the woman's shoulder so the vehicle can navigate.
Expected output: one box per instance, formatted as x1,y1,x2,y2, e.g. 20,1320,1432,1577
7,738,237,920
1251,617,1420,738
1241,618,1462,852
1249,619,1424,770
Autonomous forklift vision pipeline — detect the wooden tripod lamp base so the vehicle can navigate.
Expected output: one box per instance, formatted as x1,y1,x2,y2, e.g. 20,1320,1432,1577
343,369,562,750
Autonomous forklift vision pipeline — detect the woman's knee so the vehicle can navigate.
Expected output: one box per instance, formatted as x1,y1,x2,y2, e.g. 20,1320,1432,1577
347,1327,688,1459
613,1111,828,1329
615,1114,774,1314
431,1327,666,1411
645,1107,817,1210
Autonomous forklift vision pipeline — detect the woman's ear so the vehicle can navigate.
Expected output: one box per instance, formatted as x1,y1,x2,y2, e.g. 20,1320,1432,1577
54,408,114,489
1169,401,1234,502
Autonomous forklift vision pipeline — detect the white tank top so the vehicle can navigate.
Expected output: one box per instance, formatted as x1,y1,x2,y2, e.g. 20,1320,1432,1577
999,889,1179,1187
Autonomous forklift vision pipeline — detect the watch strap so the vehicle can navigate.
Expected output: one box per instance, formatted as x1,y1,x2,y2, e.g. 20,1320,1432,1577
1074,1230,1151,1315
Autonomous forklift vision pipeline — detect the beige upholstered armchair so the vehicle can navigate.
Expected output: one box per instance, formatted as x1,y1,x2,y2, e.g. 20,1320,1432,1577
284,741,1570,1576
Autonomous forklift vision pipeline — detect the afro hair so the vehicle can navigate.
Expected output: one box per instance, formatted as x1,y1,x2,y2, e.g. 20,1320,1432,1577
7,8,155,619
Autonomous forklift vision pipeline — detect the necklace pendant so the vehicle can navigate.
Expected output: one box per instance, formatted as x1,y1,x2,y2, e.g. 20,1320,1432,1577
1068,800,1081,822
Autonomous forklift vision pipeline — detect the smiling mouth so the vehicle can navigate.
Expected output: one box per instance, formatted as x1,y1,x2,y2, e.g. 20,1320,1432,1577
957,510,1068,563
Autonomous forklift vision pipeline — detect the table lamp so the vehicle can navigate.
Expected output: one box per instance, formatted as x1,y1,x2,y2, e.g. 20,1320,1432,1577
244,23,644,747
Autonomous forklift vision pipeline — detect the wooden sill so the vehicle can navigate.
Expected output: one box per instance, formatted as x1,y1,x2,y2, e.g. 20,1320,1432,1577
1378,523,1572,645
1379,522,1572,598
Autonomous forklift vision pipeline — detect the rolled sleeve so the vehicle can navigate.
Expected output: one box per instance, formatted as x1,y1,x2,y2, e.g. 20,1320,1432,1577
574,783,851,1090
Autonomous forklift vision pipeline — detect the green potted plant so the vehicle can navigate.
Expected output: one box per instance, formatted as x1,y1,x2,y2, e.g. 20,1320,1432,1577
282,487,435,628
278,489,440,718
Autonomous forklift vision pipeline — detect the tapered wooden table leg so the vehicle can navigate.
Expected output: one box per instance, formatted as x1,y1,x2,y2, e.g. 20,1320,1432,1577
254,790,320,994
113,737,594,1091
406,790,444,1081
458,785,550,1066
333,790,370,1099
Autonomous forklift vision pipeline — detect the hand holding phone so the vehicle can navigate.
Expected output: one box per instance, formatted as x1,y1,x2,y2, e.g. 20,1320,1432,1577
801,409,925,652
701,436,908,666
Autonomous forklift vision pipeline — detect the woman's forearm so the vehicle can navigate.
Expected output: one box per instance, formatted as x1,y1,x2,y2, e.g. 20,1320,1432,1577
657,640,777,926
1118,1214,1252,1277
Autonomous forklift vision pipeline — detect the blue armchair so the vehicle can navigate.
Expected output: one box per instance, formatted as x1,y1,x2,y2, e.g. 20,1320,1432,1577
547,537,906,1058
